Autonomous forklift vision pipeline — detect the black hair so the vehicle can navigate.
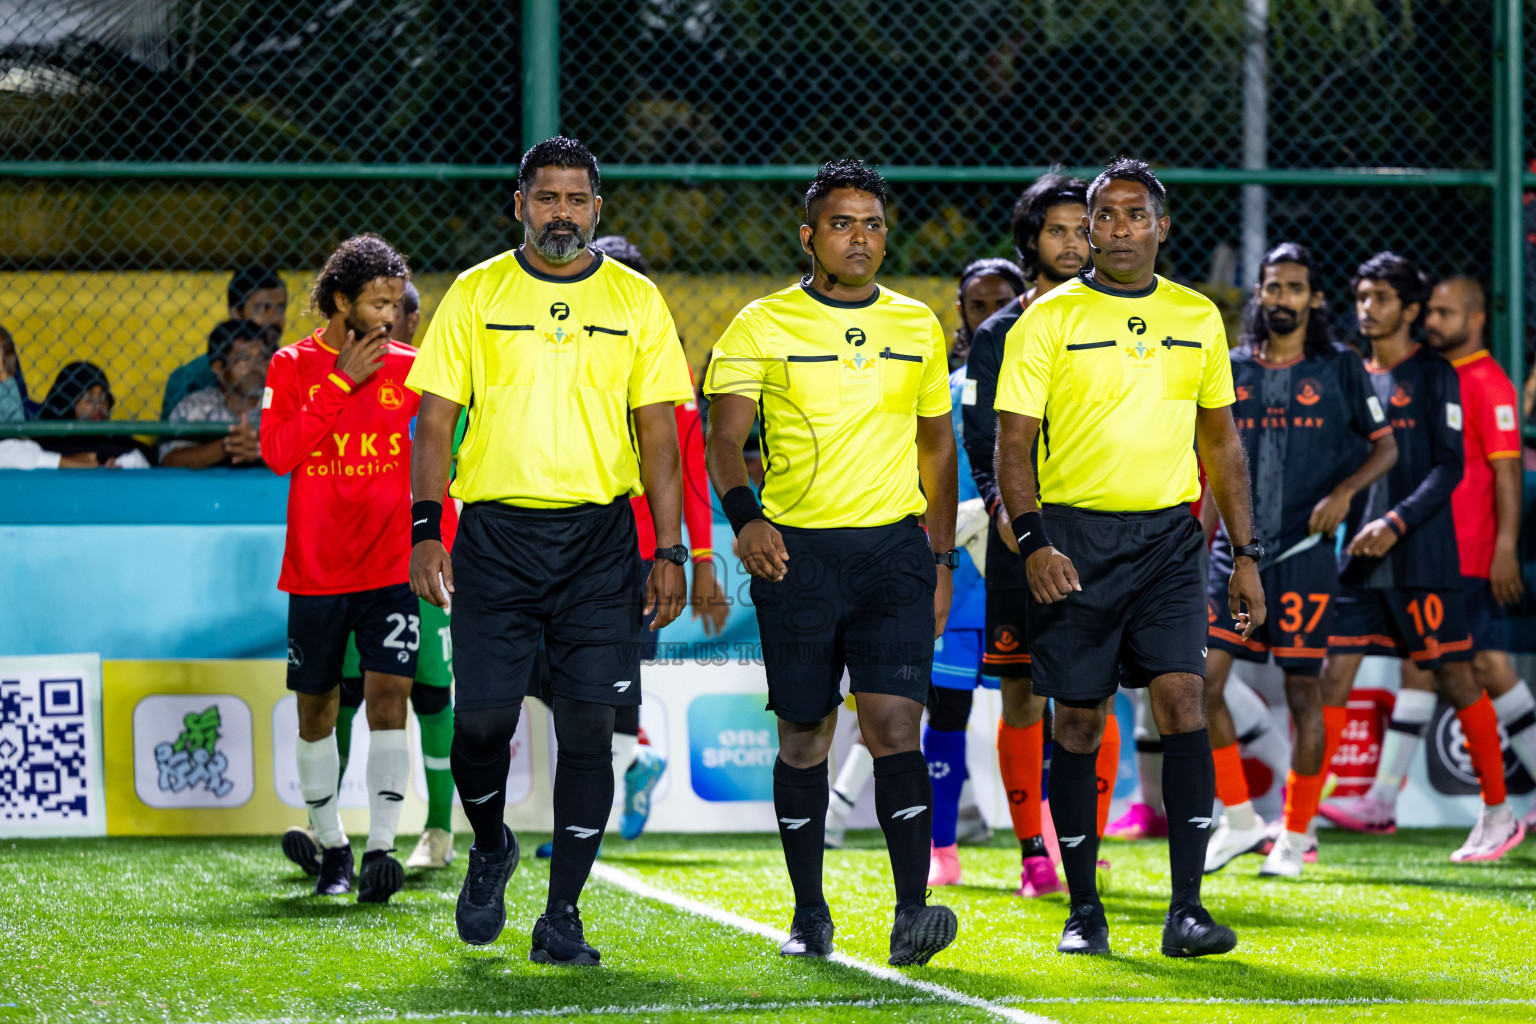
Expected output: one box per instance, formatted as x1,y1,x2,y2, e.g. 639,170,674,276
954,258,1027,350
1351,251,1430,321
593,234,648,275
400,281,420,317
40,361,112,420
1438,274,1487,317
804,158,890,225
518,136,601,196
227,265,284,311
1011,172,1089,280
207,319,268,368
1086,156,1168,219
1239,242,1335,359
309,234,411,319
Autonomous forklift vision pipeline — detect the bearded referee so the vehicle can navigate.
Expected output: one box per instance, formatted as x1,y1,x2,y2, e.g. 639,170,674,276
994,158,1264,958
406,137,693,965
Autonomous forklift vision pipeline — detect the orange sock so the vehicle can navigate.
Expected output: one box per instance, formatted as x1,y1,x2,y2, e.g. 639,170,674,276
1212,741,1249,808
1457,695,1508,806
997,719,1044,840
1283,770,1325,834
1321,705,1348,775
1095,714,1121,835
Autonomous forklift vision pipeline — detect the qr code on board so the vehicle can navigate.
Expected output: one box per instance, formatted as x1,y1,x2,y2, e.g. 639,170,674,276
0,677,91,821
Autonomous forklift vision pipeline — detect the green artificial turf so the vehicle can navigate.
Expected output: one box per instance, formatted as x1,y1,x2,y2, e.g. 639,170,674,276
0,829,1532,1024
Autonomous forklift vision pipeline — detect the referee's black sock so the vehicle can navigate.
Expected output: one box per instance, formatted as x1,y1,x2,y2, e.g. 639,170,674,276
547,696,616,913
1047,745,1102,907
873,750,933,910
773,757,829,909
449,704,521,853
1160,728,1215,908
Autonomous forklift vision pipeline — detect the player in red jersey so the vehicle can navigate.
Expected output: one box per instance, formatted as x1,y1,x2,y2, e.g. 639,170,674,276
260,235,421,902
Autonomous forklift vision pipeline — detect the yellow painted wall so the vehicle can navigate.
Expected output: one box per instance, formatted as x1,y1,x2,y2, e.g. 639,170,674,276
1,271,962,421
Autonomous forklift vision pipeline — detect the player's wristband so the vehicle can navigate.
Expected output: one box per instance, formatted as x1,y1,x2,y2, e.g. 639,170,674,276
1011,510,1051,560
722,486,765,536
1385,511,1407,536
411,500,443,546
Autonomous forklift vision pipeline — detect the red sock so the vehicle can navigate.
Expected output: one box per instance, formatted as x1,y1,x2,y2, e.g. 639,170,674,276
1457,695,1508,806
998,719,1043,840
1321,705,1348,775
1283,770,1325,834
1212,741,1250,808
1096,714,1121,836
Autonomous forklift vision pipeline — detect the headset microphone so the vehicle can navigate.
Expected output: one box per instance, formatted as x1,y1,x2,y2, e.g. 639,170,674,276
1083,228,1102,255
806,233,840,287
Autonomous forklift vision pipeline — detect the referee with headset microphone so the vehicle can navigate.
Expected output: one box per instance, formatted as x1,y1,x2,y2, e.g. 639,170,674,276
994,157,1264,958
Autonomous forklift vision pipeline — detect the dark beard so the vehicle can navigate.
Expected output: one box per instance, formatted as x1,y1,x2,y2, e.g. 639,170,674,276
1261,305,1301,335
528,218,591,265
345,311,376,339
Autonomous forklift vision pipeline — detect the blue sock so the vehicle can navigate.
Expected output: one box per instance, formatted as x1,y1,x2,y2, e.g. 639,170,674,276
923,726,968,847
1041,737,1053,798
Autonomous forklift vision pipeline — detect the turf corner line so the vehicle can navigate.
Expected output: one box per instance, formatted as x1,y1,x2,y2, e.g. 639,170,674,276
589,862,1058,1024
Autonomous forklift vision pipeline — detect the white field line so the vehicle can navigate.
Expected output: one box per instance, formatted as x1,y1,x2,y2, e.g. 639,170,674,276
217,997,940,1023
588,861,1058,1024
1003,996,1536,1008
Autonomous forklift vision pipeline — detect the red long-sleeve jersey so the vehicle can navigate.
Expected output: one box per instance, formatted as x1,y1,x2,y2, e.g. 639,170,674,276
260,331,421,595
632,395,713,559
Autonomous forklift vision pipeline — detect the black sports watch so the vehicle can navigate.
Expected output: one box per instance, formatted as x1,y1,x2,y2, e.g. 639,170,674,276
1232,541,1265,563
654,545,689,566
934,549,960,570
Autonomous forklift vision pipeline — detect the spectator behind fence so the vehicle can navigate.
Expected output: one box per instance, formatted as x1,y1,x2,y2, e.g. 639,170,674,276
390,281,421,345
161,265,288,418
38,361,151,468
160,320,273,468
0,324,41,421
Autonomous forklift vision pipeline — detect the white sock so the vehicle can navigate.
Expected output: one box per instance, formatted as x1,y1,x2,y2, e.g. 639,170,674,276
608,731,639,830
958,777,981,816
1285,829,1309,848
1226,800,1258,831
296,734,346,849
830,742,875,820
365,729,410,853
1129,687,1164,814
1492,680,1536,779
1368,689,1436,801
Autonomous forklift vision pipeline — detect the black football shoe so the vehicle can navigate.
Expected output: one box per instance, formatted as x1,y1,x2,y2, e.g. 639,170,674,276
1161,903,1238,958
314,843,354,896
1057,902,1110,955
358,849,405,904
456,826,520,945
530,901,601,966
282,826,321,877
779,904,835,957
888,902,958,966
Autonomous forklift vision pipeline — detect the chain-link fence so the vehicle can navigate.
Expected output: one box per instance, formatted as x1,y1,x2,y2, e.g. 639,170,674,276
0,0,1526,443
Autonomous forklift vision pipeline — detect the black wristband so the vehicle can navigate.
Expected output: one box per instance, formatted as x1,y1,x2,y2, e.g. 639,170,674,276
411,500,443,546
1011,510,1051,560
721,485,765,536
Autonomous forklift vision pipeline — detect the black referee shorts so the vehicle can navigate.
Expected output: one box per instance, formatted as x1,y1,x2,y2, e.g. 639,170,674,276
451,498,645,713
750,516,936,724
1027,505,1207,706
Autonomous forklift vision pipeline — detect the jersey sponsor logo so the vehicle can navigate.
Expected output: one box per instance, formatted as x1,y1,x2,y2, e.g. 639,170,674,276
1496,404,1517,431
262,386,274,410
1447,402,1463,430
377,381,404,410
890,805,927,821
550,301,570,320
1129,337,1156,360
1127,316,1147,335
779,816,811,829
1367,395,1386,422
566,825,601,839
544,325,576,346
845,327,867,347
1390,382,1413,408
1295,379,1323,406
843,351,875,373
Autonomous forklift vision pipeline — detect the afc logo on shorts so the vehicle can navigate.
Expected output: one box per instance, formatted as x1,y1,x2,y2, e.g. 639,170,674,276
992,626,1021,653
286,640,303,668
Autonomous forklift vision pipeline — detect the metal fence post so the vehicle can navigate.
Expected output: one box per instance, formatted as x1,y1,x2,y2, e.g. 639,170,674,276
1493,0,1523,395
522,0,561,150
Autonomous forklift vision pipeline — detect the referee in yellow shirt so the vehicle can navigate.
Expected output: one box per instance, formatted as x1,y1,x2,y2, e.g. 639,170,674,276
995,158,1265,958
405,137,693,965
705,160,960,967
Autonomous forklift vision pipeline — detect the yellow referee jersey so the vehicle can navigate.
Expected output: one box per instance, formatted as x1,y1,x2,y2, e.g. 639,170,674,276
994,275,1235,511
405,249,694,508
705,283,950,529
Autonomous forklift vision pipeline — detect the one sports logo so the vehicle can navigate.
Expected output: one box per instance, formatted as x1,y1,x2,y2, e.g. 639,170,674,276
779,817,811,830
464,790,500,805
1127,316,1147,335
928,760,951,780
550,301,570,320
379,790,405,803
1059,834,1087,848
613,680,632,692
1189,816,1213,829
845,327,866,347
566,825,600,839
287,640,304,669
890,805,927,821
